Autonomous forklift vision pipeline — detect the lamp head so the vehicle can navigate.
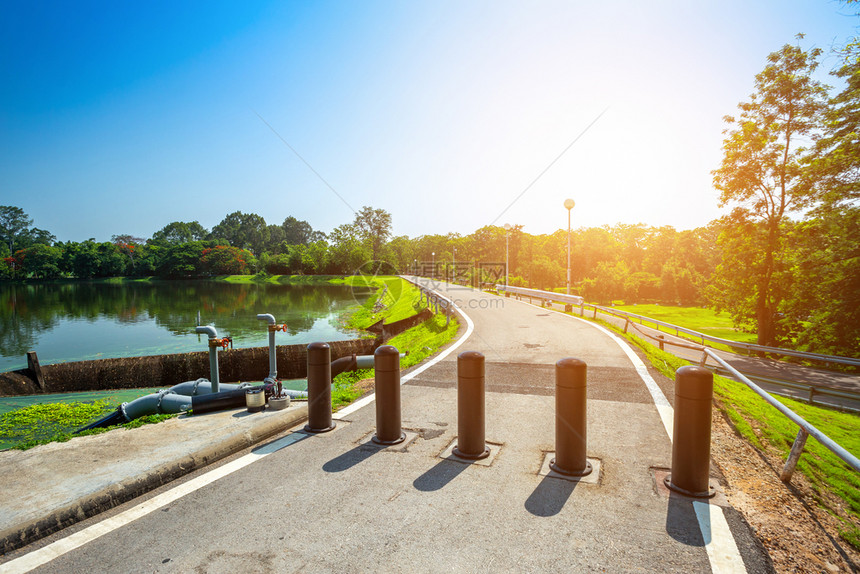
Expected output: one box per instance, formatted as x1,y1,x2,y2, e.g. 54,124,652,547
564,198,576,210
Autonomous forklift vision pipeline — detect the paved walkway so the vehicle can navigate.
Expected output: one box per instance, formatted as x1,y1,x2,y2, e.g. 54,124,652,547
0,280,773,573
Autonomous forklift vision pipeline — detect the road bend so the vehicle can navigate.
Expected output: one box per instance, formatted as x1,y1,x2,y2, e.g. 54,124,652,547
3,279,772,573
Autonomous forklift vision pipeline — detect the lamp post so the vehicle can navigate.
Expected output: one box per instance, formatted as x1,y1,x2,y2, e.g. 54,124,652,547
452,246,456,283
413,259,417,276
432,252,435,280
564,199,575,295
503,223,512,287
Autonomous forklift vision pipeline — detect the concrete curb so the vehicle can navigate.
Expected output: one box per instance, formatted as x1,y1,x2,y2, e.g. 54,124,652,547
0,404,308,554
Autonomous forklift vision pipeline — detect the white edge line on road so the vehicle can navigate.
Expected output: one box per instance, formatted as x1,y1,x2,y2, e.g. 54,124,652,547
2,432,308,574
334,279,475,419
694,501,748,573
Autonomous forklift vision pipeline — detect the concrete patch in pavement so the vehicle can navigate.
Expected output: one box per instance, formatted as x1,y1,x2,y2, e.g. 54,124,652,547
357,429,419,452
438,438,502,466
538,452,602,485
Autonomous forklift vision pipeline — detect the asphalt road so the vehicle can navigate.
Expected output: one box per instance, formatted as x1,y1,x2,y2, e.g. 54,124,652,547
510,293,860,412
2,280,773,573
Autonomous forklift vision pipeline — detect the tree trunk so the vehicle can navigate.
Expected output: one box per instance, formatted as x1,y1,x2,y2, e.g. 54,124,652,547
756,222,779,348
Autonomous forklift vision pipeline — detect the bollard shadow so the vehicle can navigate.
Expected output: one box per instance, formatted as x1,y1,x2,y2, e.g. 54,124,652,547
524,475,578,517
413,459,470,492
665,491,706,546
322,442,381,473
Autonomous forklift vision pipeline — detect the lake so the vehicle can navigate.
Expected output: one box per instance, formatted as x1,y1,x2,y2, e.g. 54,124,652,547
0,280,374,373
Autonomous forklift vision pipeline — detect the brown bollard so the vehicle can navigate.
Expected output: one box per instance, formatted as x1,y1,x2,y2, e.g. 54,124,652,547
373,345,406,445
665,366,715,497
454,351,490,460
304,342,335,433
551,358,592,476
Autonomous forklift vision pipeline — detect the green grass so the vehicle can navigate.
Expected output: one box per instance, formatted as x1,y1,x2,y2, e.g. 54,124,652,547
387,314,460,369
345,276,422,330
0,401,177,450
612,303,757,346
583,313,860,550
330,277,460,407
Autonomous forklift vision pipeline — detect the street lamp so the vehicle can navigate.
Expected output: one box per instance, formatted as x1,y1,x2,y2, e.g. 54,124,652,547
431,252,435,280
413,258,417,276
452,246,456,283
564,198,575,295
503,223,512,287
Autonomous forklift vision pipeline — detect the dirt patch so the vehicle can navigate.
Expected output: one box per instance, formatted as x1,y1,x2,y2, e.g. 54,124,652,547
710,402,860,573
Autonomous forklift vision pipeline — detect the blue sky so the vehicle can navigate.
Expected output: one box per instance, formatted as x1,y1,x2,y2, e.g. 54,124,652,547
1,1,857,242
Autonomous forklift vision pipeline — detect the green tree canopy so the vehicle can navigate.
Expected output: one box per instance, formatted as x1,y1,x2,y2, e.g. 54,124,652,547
711,41,828,346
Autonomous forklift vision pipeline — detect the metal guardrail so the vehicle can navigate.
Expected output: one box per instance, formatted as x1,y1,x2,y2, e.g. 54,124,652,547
489,283,860,408
590,305,860,368
495,284,584,307
702,349,860,482
712,367,860,409
413,279,454,326
495,284,860,368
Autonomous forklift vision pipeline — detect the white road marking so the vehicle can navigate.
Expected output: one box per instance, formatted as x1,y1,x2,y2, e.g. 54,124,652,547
334,279,475,419
1,432,307,574
694,501,748,573
568,313,674,441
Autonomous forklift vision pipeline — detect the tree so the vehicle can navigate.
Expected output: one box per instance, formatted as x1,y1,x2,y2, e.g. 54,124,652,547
281,216,315,245
0,206,34,253
711,41,828,346
789,36,860,355
200,245,256,275
16,244,62,279
352,206,392,261
112,234,145,274
151,221,208,245
327,223,369,274
210,212,268,255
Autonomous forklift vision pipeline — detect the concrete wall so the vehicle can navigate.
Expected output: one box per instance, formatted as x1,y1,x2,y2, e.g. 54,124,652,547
0,339,378,396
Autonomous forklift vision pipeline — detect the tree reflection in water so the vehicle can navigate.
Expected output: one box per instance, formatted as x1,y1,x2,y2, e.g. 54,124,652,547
0,281,374,371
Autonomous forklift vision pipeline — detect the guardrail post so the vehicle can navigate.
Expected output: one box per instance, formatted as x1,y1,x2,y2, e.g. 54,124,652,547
780,428,809,482
623,318,629,334
373,345,405,445
305,342,336,433
657,335,665,351
551,358,592,476
665,365,715,498
454,351,490,460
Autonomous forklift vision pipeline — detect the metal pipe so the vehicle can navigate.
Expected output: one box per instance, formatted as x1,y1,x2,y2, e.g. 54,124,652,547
256,313,278,381
373,345,405,445
705,349,860,476
665,366,715,498
454,351,490,460
551,358,591,476
195,325,221,392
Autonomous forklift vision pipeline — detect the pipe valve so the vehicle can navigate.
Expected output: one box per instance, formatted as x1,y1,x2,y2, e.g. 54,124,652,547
268,323,288,332
209,337,233,349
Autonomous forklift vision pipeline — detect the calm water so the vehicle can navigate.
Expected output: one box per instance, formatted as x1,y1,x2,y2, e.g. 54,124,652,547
0,281,374,373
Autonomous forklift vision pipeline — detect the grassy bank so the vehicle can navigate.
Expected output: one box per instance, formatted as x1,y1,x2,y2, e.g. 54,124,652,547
611,303,757,345
581,313,860,549
329,276,459,409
